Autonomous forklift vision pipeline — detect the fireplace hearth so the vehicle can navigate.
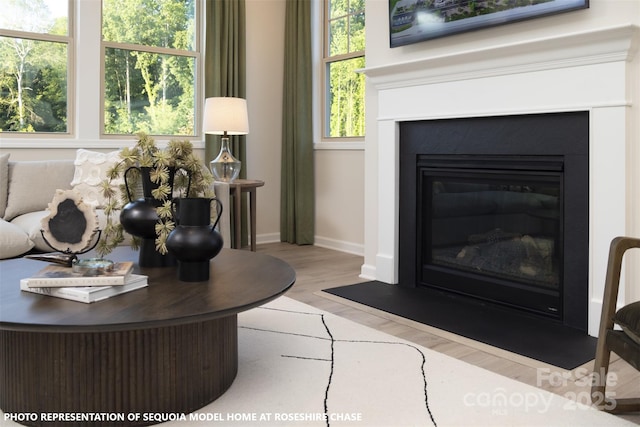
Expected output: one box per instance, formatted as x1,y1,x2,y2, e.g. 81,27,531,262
399,112,589,331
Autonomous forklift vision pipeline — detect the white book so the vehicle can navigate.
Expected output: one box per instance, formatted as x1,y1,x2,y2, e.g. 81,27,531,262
20,274,148,303
24,262,134,288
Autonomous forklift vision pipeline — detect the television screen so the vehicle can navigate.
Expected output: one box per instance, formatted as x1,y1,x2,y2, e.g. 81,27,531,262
389,0,589,48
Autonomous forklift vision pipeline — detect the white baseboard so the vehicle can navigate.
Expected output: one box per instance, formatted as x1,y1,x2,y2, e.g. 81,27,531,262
255,233,364,257
313,236,364,256
256,233,281,245
359,264,377,281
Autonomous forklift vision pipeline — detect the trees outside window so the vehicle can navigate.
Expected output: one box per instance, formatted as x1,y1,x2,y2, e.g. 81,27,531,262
0,0,200,138
102,0,199,137
0,0,70,133
324,0,365,139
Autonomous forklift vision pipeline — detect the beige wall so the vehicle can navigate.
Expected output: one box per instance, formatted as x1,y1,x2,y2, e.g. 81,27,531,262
315,149,365,254
0,148,82,161
245,0,286,244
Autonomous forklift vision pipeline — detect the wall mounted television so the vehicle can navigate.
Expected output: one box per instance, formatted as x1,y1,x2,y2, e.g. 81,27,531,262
389,0,589,48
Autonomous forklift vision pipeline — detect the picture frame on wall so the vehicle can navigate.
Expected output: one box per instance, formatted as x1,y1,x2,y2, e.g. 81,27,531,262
389,0,589,48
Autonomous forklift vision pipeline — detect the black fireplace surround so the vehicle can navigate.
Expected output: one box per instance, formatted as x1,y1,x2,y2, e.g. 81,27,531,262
399,112,589,331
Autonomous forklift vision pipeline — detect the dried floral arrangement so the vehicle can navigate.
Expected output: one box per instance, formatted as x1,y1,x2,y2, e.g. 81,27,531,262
97,133,214,256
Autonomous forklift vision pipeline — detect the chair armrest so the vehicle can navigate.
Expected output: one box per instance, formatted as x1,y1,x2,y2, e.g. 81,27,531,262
592,237,640,410
594,237,640,369
599,237,640,331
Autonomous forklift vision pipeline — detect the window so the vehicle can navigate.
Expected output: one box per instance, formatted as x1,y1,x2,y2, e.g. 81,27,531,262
0,0,201,140
323,0,365,139
102,0,199,137
0,0,71,133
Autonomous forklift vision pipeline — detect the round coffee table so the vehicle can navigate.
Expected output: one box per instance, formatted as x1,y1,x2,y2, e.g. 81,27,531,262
0,247,295,427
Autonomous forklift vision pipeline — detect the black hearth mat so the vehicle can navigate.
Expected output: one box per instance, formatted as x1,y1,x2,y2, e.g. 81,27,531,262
324,281,596,370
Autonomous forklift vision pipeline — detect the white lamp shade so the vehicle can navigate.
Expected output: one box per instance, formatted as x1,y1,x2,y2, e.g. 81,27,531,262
203,97,249,135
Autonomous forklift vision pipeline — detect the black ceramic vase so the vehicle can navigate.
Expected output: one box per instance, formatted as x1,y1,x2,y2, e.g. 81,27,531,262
166,197,224,282
120,166,178,268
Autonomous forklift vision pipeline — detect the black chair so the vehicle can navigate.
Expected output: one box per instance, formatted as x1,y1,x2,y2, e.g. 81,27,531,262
591,236,640,412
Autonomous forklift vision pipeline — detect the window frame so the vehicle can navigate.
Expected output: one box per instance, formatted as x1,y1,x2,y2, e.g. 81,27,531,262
0,0,75,139
320,0,365,144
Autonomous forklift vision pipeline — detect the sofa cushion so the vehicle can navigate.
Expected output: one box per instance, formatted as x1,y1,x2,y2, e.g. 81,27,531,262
0,218,34,259
615,301,640,346
10,211,51,252
0,153,9,218
70,149,123,208
4,160,75,221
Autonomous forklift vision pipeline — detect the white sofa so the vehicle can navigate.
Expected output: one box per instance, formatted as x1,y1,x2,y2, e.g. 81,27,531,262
0,152,230,260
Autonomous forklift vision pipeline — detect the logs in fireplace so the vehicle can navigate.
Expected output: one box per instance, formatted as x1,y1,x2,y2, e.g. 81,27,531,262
399,112,589,331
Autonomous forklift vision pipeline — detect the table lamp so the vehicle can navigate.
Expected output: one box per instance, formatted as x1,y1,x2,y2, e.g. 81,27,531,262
203,97,249,182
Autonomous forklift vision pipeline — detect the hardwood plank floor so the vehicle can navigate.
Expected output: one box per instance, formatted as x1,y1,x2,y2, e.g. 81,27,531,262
257,242,640,424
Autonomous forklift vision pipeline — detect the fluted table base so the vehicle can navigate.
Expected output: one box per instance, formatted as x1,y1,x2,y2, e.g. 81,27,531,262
0,316,238,427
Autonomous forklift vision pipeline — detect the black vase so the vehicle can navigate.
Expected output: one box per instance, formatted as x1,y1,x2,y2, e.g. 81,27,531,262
120,166,178,268
166,197,224,282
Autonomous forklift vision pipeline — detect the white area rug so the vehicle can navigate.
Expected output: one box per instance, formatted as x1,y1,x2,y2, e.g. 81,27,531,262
1,297,636,427
166,297,634,427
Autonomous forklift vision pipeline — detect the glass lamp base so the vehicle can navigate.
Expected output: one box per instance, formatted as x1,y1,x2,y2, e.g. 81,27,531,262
210,137,241,182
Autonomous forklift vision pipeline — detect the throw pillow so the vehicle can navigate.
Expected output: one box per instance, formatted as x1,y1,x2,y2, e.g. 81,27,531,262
0,153,9,218
614,301,640,346
0,218,34,259
70,149,123,208
10,211,52,252
3,160,75,221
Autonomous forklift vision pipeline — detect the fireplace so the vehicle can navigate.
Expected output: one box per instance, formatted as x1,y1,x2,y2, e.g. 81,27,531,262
362,25,638,337
398,113,589,329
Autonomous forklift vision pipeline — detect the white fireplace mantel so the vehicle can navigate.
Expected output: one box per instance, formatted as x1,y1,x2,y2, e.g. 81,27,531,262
361,24,639,336
363,24,638,92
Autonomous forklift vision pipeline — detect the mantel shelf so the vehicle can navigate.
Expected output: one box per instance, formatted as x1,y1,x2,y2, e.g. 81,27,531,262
361,24,639,90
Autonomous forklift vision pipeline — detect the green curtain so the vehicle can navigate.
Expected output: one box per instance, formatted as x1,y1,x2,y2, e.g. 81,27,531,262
204,0,248,247
280,0,314,245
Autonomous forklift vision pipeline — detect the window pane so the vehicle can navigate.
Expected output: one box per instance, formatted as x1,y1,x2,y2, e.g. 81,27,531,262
0,0,68,36
102,0,196,51
349,0,364,14
328,16,347,57
329,0,347,19
349,11,365,52
104,48,195,136
326,56,365,138
328,0,365,56
0,37,68,132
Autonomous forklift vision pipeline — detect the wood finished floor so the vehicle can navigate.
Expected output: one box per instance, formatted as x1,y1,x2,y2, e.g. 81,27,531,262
257,242,640,424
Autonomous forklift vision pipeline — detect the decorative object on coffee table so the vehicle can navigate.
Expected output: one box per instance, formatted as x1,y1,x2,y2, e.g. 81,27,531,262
99,133,215,267
166,197,224,282
119,164,182,268
23,261,133,287
41,189,99,253
204,97,249,182
34,189,105,268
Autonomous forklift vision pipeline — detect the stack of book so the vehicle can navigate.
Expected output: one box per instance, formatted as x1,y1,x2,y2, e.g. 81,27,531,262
21,261,148,303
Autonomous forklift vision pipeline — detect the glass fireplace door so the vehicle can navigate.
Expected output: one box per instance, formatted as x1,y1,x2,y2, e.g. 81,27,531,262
418,157,564,318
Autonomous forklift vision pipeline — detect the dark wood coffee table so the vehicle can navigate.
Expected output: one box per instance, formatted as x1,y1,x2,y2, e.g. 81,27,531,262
0,247,295,427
